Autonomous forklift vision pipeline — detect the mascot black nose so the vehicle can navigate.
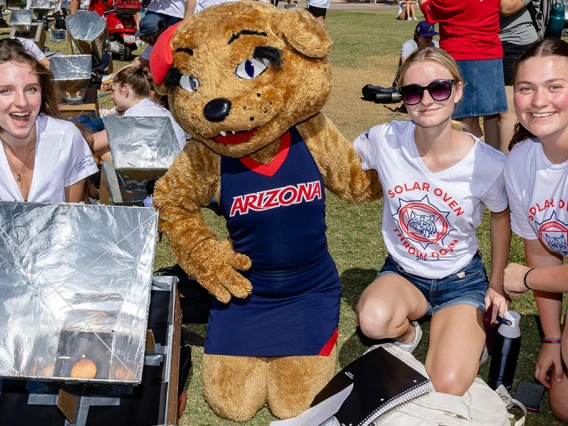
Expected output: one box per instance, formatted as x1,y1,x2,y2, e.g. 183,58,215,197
204,98,232,122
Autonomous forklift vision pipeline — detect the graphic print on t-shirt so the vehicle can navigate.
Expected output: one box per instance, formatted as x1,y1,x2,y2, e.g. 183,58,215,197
537,212,568,258
392,195,457,259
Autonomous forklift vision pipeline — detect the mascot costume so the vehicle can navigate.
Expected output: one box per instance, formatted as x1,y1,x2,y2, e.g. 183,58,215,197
150,1,381,421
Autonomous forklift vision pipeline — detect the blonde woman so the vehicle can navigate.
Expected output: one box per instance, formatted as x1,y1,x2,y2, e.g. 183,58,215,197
355,48,511,396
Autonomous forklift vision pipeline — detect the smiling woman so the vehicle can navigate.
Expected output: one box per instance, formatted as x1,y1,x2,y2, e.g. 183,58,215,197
502,38,568,423
0,39,98,203
354,47,512,397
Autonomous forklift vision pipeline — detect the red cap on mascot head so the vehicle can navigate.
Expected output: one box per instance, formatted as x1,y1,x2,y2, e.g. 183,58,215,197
150,22,181,86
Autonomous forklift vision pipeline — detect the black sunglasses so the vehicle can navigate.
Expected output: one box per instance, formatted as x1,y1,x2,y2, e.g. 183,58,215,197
400,79,457,105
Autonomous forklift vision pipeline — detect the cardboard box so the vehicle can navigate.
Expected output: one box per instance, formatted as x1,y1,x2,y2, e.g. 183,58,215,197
10,22,47,51
0,278,181,426
99,161,146,206
58,87,100,120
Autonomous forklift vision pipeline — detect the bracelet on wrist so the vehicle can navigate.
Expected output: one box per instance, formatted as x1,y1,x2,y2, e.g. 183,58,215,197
523,268,534,290
542,336,562,344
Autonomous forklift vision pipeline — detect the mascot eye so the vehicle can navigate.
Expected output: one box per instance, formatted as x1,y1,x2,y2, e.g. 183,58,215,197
235,58,270,80
180,75,200,92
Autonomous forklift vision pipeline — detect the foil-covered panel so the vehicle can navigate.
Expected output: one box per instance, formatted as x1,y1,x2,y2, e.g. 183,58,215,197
51,54,92,104
0,202,158,384
66,11,108,61
9,10,33,34
104,116,181,193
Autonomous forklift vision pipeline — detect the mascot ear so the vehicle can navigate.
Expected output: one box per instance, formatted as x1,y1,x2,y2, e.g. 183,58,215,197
150,22,181,87
270,9,332,59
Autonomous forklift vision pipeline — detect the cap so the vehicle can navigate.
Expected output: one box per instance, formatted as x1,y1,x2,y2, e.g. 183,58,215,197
415,21,438,38
135,14,166,37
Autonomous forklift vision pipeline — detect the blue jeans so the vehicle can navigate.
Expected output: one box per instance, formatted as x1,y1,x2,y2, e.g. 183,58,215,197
144,11,182,26
379,252,488,316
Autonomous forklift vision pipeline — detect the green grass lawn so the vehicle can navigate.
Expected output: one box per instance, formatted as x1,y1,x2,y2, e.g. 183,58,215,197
3,8,565,425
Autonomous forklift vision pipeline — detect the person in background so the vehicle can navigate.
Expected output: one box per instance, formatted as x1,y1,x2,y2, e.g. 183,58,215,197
355,47,510,396
397,0,418,21
393,20,438,85
419,0,506,142
100,13,167,93
144,0,187,26
502,39,568,423
0,39,97,203
133,13,167,70
306,0,329,30
92,66,187,163
494,0,539,154
11,37,50,69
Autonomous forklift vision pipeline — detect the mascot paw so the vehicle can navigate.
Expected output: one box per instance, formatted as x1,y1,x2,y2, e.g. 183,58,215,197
267,347,337,419
190,239,252,303
203,354,269,422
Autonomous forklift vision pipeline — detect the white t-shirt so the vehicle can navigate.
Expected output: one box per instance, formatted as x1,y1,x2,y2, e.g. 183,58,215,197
400,39,439,59
505,138,568,258
146,0,186,19
124,98,188,149
14,37,46,62
354,120,508,278
140,45,153,61
0,115,98,203
194,0,238,14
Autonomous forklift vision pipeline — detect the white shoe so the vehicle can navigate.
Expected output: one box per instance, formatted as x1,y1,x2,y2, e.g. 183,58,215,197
412,17,418,20
393,321,422,353
407,17,411,20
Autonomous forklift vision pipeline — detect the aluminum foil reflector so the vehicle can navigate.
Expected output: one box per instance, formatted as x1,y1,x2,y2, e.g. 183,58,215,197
104,116,181,193
31,0,52,19
66,11,108,62
51,54,92,104
9,10,33,35
0,202,158,384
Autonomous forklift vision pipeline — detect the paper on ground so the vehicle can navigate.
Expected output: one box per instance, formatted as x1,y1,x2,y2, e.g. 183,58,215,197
269,383,354,426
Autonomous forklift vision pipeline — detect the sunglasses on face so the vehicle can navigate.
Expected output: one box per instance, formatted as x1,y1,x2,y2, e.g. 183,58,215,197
400,79,457,105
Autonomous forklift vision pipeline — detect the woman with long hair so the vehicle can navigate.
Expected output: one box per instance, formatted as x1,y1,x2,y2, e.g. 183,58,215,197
0,39,97,203
355,47,511,395
502,38,568,422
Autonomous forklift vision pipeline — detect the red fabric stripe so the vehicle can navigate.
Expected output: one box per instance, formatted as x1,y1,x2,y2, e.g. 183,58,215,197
319,328,338,356
239,132,290,177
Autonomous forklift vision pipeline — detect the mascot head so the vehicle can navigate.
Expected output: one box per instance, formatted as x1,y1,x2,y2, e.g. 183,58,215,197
151,1,332,158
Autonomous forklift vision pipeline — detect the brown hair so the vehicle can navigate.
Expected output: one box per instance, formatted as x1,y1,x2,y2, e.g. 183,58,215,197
0,38,60,119
113,66,156,99
140,25,166,46
509,38,568,150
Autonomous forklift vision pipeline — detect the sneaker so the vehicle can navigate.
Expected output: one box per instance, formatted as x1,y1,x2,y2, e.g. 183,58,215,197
412,17,418,20
406,17,411,20
393,321,422,353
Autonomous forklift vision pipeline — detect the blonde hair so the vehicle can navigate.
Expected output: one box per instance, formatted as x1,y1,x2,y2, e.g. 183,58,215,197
396,47,467,131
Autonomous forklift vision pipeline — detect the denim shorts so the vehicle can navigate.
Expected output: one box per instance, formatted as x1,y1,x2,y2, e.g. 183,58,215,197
452,59,508,119
379,253,488,316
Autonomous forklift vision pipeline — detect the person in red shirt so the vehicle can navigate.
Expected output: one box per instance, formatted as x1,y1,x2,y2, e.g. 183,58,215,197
419,0,507,142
